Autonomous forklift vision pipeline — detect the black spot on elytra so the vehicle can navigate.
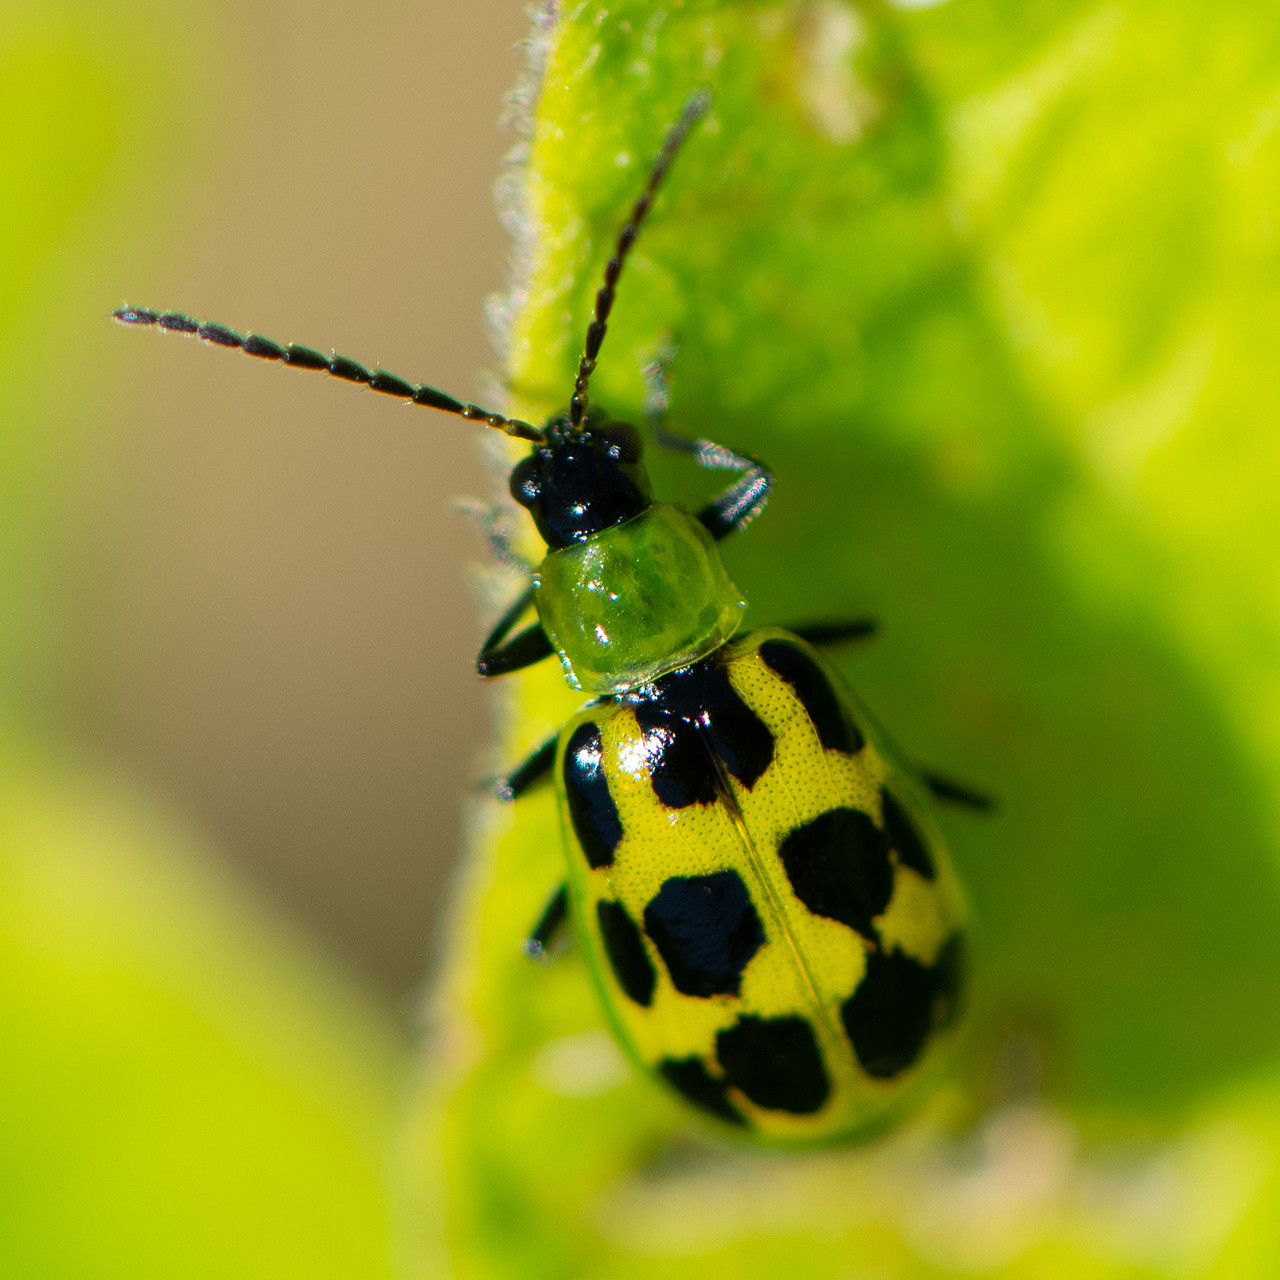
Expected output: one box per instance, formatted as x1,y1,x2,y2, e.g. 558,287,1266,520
562,721,623,868
652,661,775,788
658,1057,746,1125
643,871,764,997
778,807,894,940
627,657,774,805
596,899,655,1007
760,640,863,754
881,788,936,880
842,935,965,1078
631,709,718,808
716,1015,830,1114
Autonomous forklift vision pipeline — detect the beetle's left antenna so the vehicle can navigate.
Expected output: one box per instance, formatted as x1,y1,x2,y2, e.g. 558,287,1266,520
110,307,545,443
567,88,711,432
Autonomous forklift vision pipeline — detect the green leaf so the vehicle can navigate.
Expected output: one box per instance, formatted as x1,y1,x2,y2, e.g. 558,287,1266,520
411,2,1280,1275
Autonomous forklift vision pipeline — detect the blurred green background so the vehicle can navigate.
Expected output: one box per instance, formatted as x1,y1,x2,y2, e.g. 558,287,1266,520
1,0,524,1274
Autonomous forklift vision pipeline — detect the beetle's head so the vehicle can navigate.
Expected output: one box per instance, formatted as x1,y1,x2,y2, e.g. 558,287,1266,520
508,409,652,550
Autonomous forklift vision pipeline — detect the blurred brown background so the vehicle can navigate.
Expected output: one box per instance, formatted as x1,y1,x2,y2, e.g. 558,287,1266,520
56,0,530,1010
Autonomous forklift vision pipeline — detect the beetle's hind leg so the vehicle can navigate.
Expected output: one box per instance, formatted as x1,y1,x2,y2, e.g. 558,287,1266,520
524,884,570,960
477,583,555,677
920,770,997,813
786,618,880,648
497,738,572,959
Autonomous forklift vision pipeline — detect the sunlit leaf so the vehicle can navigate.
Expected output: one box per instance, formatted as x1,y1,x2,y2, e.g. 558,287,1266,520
411,2,1280,1275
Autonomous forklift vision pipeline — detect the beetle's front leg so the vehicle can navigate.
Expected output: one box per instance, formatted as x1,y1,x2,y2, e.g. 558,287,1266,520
657,430,775,542
643,351,774,542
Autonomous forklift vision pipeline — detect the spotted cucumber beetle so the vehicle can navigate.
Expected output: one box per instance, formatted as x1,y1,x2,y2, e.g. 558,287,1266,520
113,91,988,1144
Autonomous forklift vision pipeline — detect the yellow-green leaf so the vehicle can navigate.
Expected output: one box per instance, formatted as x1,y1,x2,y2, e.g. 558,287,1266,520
411,3,1280,1275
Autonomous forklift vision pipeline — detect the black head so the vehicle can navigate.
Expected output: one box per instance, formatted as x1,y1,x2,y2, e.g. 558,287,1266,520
509,411,651,549
505,92,710,551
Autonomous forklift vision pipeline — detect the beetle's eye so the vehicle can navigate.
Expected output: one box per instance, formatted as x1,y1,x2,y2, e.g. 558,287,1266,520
509,455,542,508
599,421,643,463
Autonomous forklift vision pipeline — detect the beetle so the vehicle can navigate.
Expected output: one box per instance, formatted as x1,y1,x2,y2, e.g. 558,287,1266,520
113,91,987,1143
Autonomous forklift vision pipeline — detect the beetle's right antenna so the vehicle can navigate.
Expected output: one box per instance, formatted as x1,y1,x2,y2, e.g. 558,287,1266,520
567,88,711,433
110,307,545,443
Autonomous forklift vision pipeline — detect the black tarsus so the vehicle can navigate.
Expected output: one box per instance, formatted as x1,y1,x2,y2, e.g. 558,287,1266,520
496,732,559,802
476,584,554,678
568,89,711,431
921,770,997,813
642,349,775,542
787,618,879,648
523,884,570,960
694,444,774,540
110,306,544,443
654,428,774,542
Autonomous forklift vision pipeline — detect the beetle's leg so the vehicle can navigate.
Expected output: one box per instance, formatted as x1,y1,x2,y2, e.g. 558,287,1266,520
477,584,554,677
642,346,688,454
786,618,880,648
662,432,775,542
920,769,997,813
642,346,676,430
458,499,535,574
696,443,774,541
495,731,559,801
523,884,570,960
642,352,774,541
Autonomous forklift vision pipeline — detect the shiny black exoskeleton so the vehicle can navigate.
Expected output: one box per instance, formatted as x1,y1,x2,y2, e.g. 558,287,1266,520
508,414,651,549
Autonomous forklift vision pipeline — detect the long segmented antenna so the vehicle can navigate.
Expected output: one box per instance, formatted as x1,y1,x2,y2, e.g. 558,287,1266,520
110,307,545,443
568,88,711,432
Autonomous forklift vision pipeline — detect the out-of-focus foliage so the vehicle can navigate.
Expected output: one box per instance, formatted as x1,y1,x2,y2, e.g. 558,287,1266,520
410,2,1280,1276
1,8,403,1276
0,740,402,1279
0,3,191,709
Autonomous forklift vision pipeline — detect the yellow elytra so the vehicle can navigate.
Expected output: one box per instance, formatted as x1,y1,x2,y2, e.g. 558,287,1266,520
555,629,967,1143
